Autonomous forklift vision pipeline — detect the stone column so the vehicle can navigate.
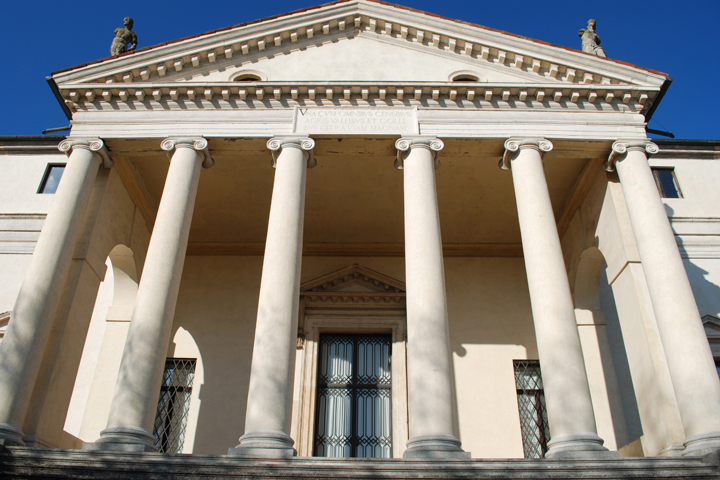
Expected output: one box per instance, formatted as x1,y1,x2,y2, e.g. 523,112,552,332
501,138,613,459
396,137,469,459
0,139,111,447
87,138,213,452
229,136,315,459
606,140,720,456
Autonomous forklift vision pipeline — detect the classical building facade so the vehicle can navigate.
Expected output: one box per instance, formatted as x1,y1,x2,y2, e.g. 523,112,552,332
1,0,720,477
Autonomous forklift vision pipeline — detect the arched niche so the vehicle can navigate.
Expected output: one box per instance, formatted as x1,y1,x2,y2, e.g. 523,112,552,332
572,247,632,452
106,245,139,321
66,244,140,442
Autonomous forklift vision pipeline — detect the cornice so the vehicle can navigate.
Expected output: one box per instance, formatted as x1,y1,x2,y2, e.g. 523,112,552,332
58,81,654,114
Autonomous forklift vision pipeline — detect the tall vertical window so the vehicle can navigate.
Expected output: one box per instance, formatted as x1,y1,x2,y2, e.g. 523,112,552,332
514,360,551,458
38,164,65,194
651,168,682,198
314,334,392,458
152,358,195,453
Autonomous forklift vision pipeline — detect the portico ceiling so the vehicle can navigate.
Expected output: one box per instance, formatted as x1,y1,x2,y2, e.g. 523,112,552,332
105,136,605,255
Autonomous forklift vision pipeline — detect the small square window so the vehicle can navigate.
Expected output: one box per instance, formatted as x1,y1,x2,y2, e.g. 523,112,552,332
651,168,682,199
38,164,65,194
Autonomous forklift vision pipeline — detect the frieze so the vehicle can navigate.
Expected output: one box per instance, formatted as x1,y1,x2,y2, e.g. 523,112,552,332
293,107,418,135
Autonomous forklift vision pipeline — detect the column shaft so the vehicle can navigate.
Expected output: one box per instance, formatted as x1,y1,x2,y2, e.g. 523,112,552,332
89,138,211,452
229,137,313,459
397,137,469,460
503,138,612,458
0,139,108,446
610,141,720,456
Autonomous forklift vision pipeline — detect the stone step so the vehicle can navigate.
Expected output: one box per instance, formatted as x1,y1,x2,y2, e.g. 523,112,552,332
1,447,719,479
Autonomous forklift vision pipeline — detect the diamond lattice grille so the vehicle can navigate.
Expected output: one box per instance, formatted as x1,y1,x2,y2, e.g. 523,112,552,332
514,360,551,459
314,334,392,458
152,358,195,453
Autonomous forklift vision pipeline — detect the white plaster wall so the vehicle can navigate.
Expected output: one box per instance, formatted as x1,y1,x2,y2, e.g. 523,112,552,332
0,153,64,214
684,258,720,318
649,156,720,320
0,255,33,313
0,152,62,313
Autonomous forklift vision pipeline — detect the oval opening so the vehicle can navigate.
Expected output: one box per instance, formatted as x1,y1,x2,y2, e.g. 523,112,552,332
452,74,480,82
234,74,262,82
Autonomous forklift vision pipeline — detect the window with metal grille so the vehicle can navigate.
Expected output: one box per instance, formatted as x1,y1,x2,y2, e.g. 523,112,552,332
152,358,195,453
514,360,551,458
314,334,392,458
651,168,682,198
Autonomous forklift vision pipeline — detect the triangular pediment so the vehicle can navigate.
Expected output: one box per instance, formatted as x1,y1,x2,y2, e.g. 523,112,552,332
301,264,405,294
703,315,720,339
162,34,545,85
53,0,666,94
0,311,10,341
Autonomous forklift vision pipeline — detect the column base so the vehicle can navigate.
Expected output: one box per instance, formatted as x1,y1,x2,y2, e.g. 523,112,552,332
682,432,720,457
658,443,685,457
403,434,471,460
83,426,157,453
0,423,26,447
227,430,296,459
545,433,618,459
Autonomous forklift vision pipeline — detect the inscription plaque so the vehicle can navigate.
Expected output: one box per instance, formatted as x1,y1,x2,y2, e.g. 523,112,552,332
293,107,418,135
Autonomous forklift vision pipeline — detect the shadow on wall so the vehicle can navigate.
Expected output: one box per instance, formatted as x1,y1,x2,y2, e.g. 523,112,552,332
168,256,263,455
664,205,720,319
598,261,644,445
443,257,537,456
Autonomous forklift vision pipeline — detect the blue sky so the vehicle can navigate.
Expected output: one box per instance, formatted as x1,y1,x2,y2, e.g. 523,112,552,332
2,0,718,139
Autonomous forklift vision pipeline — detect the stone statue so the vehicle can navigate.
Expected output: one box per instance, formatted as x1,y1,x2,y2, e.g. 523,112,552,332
578,19,606,57
110,17,138,56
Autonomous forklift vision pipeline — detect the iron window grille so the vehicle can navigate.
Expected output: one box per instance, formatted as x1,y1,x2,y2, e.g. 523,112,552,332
314,334,392,458
651,167,683,198
152,358,196,453
514,360,551,459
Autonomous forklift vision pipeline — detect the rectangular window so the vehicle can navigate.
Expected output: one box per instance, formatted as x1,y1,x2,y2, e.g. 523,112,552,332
651,168,682,198
152,358,195,453
38,164,65,194
314,334,392,458
514,360,551,459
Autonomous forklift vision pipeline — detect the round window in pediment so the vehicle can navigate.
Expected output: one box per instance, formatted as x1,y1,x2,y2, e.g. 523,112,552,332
449,71,484,83
231,70,266,82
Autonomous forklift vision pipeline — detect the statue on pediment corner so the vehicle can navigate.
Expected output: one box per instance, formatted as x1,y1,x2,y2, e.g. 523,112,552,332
110,17,138,56
579,19,606,58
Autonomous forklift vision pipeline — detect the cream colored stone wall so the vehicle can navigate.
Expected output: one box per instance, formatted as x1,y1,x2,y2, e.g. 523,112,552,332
91,255,536,457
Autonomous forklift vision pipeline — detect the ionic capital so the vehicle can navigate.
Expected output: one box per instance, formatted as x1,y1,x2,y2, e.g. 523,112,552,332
58,138,113,168
267,136,316,168
499,138,553,170
160,137,214,168
604,140,659,172
394,136,444,170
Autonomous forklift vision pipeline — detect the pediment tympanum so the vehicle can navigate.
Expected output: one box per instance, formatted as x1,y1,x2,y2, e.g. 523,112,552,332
300,264,405,310
52,0,667,117
703,315,720,357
